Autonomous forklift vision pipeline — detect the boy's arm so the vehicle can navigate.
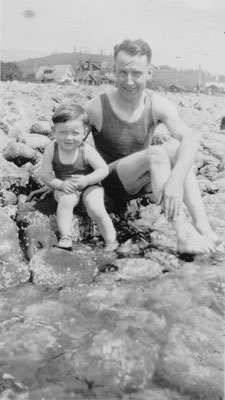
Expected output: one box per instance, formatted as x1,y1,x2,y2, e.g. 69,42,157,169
84,144,109,185
40,143,64,191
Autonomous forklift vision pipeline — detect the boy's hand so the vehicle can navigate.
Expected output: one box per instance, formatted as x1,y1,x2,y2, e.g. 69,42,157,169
71,175,89,191
60,180,78,194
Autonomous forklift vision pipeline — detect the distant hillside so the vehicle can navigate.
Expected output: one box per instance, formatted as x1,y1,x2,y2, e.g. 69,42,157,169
153,65,225,89
14,51,225,89
15,52,114,76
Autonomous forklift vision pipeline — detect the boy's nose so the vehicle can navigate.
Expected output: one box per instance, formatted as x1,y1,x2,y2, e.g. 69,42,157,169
66,133,74,139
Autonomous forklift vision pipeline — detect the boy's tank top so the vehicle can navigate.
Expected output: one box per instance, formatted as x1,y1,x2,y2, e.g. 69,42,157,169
92,91,155,164
52,142,92,180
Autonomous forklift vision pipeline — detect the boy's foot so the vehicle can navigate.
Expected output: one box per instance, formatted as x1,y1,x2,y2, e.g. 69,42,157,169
104,241,119,252
58,235,72,250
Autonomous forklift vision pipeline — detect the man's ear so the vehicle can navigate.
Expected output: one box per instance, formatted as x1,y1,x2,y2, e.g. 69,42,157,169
147,66,153,82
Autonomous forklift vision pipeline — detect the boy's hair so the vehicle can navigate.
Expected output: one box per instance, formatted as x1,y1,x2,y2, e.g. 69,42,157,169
114,39,152,63
52,103,89,125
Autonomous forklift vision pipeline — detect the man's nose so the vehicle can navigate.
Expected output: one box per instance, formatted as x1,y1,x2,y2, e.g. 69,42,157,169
126,73,134,85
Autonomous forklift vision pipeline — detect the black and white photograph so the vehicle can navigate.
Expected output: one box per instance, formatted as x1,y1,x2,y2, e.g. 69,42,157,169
0,0,225,398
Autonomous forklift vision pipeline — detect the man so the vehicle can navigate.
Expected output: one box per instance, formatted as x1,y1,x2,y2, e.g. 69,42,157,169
85,38,218,254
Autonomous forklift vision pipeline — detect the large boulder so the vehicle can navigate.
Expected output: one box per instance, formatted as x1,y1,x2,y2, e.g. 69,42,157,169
0,209,29,288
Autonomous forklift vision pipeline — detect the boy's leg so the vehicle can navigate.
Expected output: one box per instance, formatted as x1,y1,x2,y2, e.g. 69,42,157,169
55,191,80,237
82,185,116,244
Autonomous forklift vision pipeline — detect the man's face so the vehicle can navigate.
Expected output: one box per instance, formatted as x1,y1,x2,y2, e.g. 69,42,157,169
115,51,151,100
54,118,85,151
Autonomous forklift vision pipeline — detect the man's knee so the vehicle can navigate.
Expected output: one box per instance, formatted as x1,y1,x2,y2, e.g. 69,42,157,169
146,145,170,168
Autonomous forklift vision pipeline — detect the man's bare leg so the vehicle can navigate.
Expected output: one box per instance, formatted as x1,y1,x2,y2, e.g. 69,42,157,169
117,145,216,254
163,138,218,246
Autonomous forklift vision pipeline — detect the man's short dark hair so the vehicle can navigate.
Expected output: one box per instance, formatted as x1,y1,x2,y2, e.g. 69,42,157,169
114,39,152,63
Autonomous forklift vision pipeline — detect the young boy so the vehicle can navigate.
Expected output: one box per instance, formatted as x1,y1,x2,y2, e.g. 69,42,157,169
40,103,117,251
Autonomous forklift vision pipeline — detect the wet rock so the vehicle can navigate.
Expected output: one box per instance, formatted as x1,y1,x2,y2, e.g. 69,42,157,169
0,210,29,288
0,189,18,206
2,141,40,166
29,159,44,186
199,164,218,181
156,323,223,399
30,121,52,136
30,247,97,287
0,154,29,190
202,139,225,162
20,133,51,150
0,130,13,153
113,258,162,281
0,372,29,400
0,210,24,263
22,223,58,260
0,120,10,134
197,176,219,195
214,177,225,192
0,261,30,289
220,116,225,130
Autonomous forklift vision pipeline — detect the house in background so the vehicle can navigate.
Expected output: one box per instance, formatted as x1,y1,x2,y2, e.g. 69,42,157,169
75,70,97,85
77,59,103,73
167,84,185,93
35,64,75,84
204,81,225,94
1,62,23,81
76,58,116,86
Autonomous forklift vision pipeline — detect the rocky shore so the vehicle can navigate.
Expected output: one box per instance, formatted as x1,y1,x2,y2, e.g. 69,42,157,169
0,81,224,400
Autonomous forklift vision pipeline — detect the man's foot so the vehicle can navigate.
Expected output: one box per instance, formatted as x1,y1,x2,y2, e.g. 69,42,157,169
104,241,119,252
177,224,216,255
58,235,72,250
195,223,219,246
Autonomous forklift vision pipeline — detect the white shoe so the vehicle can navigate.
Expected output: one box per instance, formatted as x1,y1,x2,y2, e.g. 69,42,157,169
58,235,72,249
104,241,119,252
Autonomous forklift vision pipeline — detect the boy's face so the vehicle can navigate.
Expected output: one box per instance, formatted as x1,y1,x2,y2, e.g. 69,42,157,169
115,51,152,101
53,118,85,151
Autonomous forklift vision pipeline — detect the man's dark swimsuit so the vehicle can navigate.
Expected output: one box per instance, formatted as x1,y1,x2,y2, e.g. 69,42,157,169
91,91,155,200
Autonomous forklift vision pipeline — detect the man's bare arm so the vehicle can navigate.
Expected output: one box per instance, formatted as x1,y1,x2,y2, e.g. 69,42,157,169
84,97,102,132
152,94,199,182
152,94,199,219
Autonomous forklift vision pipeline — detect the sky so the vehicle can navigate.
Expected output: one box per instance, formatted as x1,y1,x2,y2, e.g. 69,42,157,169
1,0,225,74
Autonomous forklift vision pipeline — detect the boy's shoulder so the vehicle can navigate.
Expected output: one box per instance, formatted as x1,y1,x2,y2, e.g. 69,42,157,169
44,140,55,156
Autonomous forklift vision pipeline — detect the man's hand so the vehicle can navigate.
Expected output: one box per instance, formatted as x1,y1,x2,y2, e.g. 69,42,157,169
159,177,184,221
27,186,53,201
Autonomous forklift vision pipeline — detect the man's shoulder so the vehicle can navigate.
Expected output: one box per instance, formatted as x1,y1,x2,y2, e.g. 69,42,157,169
85,95,102,123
